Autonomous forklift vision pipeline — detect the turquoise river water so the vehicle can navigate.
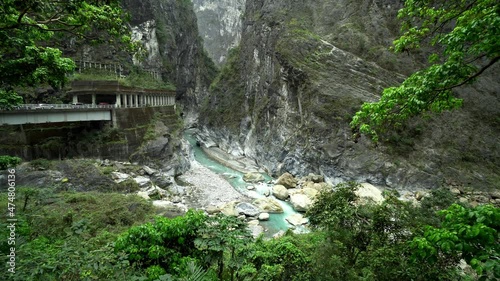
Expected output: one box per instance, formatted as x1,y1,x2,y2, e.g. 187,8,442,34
183,130,304,236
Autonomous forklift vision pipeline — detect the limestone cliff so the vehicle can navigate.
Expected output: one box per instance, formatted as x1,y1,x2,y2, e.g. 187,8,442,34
199,0,500,190
193,0,245,65
123,0,217,105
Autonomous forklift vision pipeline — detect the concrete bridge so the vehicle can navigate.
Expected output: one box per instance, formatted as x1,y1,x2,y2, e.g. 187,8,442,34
68,80,176,108
0,80,176,126
0,107,112,125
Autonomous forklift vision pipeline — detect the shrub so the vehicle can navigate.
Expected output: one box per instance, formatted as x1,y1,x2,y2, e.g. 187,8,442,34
30,158,53,170
0,155,21,170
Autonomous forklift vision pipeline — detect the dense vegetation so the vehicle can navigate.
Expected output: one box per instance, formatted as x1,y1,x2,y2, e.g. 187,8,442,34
1,182,498,280
0,0,133,109
351,0,500,142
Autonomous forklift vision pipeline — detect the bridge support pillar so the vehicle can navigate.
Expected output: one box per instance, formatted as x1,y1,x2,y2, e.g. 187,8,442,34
73,95,78,104
92,94,96,105
116,94,121,107
135,95,139,107
124,94,128,107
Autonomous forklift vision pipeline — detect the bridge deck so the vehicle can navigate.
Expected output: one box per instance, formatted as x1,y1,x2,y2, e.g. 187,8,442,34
0,109,112,125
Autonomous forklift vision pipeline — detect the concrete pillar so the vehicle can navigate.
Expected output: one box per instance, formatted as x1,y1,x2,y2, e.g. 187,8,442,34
92,94,96,105
72,95,78,104
124,94,128,107
116,94,121,108
136,95,139,107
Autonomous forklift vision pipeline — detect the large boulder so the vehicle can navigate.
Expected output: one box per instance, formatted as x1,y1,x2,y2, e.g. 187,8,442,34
248,224,264,238
290,194,313,212
243,172,265,183
258,212,270,221
143,165,157,176
220,201,239,216
276,172,297,189
304,173,324,183
152,173,175,189
134,176,151,187
301,188,319,200
235,202,261,217
152,201,187,218
253,197,284,213
272,184,289,200
355,183,384,204
286,213,309,226
111,172,130,183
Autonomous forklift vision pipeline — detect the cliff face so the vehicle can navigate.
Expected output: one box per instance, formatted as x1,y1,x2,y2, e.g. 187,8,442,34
193,0,245,65
122,0,216,104
199,0,500,190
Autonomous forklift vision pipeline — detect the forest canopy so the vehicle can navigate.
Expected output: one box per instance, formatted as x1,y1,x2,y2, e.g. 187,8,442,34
0,0,132,109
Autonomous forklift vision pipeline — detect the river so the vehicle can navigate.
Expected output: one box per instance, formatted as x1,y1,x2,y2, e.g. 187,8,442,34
183,129,307,236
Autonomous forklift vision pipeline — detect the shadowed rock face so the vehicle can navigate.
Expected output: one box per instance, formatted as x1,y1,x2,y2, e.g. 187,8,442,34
193,0,245,66
198,0,500,190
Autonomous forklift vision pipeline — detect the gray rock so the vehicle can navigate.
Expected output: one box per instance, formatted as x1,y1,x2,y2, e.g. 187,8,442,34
290,194,313,212
134,176,151,187
111,172,130,183
143,166,157,176
152,173,174,189
273,230,286,238
355,183,384,204
286,214,309,226
206,205,220,214
136,191,150,200
272,184,289,200
235,202,261,217
258,213,270,221
243,172,265,183
248,224,264,238
167,185,186,196
489,190,500,199
253,198,284,213
220,201,239,216
277,173,298,189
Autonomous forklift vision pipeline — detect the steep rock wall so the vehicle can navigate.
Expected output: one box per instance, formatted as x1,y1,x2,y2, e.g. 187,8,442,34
193,0,245,65
199,0,500,190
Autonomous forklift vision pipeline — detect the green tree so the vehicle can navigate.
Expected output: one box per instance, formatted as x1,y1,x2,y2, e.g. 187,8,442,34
351,0,500,141
410,203,500,280
194,214,252,281
0,0,132,104
305,182,459,280
114,210,207,274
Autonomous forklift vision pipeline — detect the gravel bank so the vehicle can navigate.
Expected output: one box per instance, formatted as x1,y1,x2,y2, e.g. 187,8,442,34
178,161,246,208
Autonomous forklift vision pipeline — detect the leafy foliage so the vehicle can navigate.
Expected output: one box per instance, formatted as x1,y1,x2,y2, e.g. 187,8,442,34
195,214,252,280
0,155,21,169
0,89,23,110
114,210,207,273
351,0,500,141
410,203,500,280
305,182,464,280
0,0,132,101
0,189,155,281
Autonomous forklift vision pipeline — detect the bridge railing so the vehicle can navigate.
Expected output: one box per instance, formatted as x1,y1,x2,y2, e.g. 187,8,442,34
3,103,173,111
19,104,117,110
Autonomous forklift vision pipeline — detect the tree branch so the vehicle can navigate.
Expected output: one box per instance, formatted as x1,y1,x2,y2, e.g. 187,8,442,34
436,56,500,91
